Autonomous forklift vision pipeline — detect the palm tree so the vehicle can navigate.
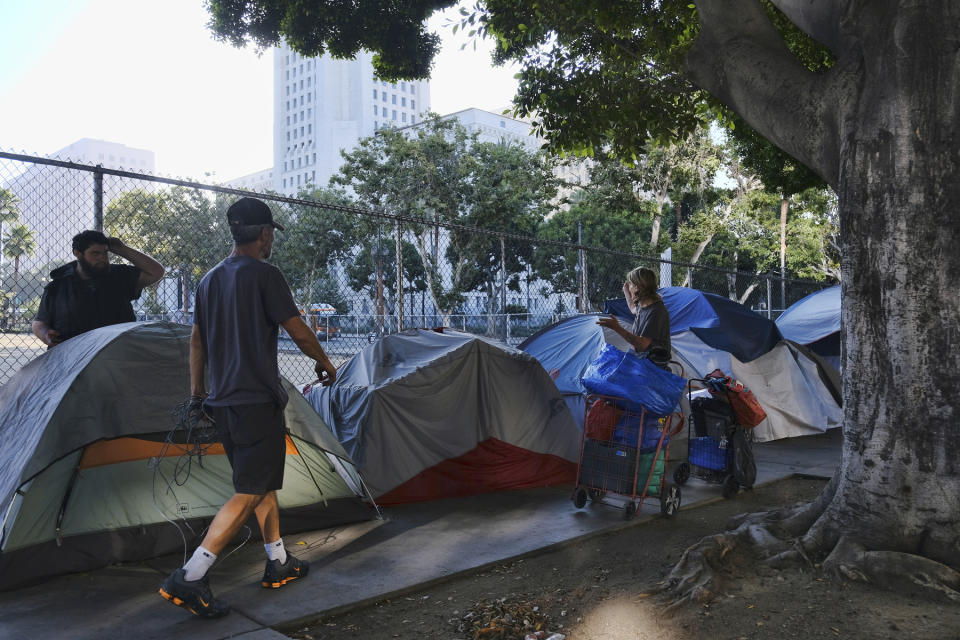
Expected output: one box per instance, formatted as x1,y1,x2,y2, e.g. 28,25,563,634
0,188,21,292
3,224,36,328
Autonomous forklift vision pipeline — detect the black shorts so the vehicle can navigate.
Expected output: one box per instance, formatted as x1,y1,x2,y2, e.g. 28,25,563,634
210,402,286,495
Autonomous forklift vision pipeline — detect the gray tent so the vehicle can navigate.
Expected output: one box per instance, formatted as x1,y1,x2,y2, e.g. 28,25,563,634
0,322,372,590
305,329,581,504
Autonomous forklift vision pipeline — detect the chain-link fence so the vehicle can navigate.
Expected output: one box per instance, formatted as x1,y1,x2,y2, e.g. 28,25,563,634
0,150,831,387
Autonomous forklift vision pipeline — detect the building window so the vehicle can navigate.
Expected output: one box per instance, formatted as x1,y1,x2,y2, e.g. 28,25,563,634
382,93,386,102
401,97,407,107
308,108,312,118
308,124,312,133
286,86,289,96
392,109,397,120
284,161,288,171
402,113,407,123
299,64,303,73
401,81,406,91
286,116,290,125
411,116,416,124
283,178,287,188
312,170,315,181
312,152,316,163
300,126,304,135
286,131,290,141
382,106,387,116
307,92,311,102
411,99,415,110
373,105,378,116
308,77,312,87
300,80,303,89
297,175,301,185
374,120,378,130
500,120,506,128
392,94,396,104
300,110,304,120
373,89,377,99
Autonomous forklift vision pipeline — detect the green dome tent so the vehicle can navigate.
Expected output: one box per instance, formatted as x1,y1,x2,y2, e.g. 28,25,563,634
0,322,374,591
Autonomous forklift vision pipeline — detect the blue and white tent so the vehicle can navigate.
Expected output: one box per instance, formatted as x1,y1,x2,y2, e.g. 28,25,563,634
776,286,841,371
526,287,842,442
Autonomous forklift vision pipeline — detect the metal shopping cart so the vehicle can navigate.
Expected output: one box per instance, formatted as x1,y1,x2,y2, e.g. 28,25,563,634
571,394,684,519
672,380,757,499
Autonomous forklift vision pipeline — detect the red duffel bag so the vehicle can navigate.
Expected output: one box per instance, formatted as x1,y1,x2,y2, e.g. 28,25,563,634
585,398,623,440
705,369,767,427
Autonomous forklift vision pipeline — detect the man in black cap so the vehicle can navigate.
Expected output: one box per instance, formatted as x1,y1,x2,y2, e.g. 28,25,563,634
159,197,337,618
32,230,165,346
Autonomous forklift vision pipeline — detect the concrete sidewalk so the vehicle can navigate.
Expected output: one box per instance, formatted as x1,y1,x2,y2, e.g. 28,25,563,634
0,429,841,640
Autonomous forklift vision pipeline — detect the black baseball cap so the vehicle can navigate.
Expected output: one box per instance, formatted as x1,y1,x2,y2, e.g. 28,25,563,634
226,197,285,231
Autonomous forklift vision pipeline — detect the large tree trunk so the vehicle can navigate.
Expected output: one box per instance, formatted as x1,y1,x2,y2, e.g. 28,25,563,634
665,0,960,602
819,3,960,565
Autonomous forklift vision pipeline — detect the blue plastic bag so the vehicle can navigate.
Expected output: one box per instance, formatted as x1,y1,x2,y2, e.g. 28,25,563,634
581,345,686,416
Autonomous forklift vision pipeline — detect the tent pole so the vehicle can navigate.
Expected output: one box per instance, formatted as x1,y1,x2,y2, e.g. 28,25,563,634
55,465,81,547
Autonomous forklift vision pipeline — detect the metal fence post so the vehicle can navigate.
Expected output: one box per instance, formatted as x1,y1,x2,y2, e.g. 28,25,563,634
93,166,104,231
766,275,773,319
500,235,507,341
395,219,403,332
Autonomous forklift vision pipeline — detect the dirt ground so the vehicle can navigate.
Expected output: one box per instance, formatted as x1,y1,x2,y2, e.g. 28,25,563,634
283,477,960,640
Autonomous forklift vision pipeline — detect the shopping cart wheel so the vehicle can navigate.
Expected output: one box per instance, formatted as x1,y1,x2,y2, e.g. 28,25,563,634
588,489,606,503
673,462,690,485
572,487,588,509
721,474,740,499
660,484,681,518
623,501,637,520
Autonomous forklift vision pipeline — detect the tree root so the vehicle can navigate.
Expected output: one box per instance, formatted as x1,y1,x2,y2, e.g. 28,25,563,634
654,472,960,610
655,520,792,613
823,536,960,603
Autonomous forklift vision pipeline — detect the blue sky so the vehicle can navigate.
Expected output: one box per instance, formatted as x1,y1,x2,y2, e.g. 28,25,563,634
0,0,519,180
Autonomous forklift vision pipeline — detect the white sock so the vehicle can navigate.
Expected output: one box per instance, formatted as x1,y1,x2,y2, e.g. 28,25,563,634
183,546,216,582
265,538,287,564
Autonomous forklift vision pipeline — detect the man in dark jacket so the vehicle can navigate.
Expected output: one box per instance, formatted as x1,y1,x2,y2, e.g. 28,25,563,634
31,230,165,346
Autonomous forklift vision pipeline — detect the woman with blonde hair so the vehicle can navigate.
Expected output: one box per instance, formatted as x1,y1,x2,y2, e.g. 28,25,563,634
597,267,672,368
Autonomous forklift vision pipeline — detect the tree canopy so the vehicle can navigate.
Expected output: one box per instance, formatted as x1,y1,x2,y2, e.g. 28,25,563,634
333,115,557,319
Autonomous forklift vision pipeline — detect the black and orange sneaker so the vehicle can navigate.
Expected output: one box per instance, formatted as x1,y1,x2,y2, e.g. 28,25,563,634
158,569,230,618
261,553,309,589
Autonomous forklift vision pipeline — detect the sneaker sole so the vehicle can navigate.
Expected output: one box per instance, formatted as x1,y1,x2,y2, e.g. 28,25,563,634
261,574,300,589
261,564,309,589
159,587,228,618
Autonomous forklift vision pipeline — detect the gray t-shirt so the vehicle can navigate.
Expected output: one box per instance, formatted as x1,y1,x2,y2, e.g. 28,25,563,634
195,256,300,408
631,299,671,365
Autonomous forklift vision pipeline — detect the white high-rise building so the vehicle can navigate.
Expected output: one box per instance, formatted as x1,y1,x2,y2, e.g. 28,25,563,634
222,167,275,193
273,44,431,196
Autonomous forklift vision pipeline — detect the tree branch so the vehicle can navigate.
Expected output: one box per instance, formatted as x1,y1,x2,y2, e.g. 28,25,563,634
768,0,853,55
688,0,846,187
